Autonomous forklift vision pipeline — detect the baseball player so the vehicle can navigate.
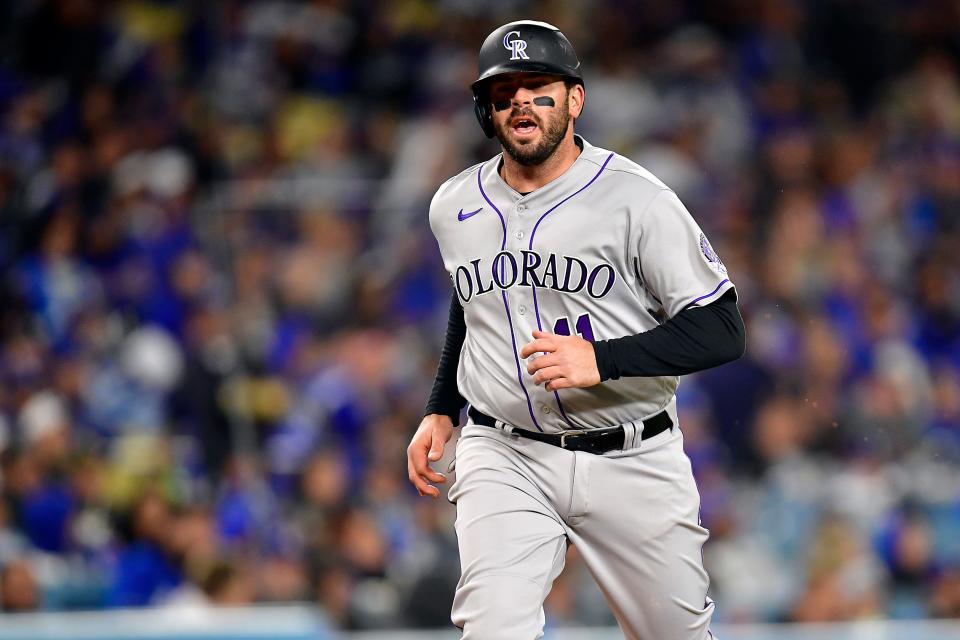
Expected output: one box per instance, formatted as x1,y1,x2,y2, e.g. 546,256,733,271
407,20,745,639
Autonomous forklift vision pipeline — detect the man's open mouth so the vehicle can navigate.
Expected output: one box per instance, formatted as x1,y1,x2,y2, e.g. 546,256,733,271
511,116,538,135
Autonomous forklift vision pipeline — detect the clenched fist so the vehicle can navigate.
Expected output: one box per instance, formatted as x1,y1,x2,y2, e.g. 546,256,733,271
520,329,601,391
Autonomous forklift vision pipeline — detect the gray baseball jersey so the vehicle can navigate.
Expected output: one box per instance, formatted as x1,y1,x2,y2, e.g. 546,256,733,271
430,136,725,639
429,135,733,433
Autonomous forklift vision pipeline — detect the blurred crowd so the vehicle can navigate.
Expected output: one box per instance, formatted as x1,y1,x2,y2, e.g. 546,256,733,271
0,0,959,630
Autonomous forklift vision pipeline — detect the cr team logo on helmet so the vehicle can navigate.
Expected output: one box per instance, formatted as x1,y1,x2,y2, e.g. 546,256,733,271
503,30,529,60
471,20,584,138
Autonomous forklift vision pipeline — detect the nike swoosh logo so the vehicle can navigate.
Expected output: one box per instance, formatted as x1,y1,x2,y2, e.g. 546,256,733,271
458,207,482,221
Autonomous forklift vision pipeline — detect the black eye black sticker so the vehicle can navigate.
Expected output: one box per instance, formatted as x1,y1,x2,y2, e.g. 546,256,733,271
493,96,555,111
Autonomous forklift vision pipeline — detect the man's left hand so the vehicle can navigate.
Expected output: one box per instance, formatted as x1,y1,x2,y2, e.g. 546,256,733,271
520,329,601,391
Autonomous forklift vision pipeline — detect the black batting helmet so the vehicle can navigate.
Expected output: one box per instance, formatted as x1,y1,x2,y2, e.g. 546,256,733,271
471,21,584,138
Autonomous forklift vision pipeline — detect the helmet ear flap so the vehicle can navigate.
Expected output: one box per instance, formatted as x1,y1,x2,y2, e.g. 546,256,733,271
473,94,495,138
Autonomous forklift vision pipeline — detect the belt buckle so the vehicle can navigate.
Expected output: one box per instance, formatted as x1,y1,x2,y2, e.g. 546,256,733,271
558,429,583,449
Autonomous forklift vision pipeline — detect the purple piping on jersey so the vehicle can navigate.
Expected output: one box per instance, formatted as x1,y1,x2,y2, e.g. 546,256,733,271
530,283,575,427
500,290,542,431
477,167,543,432
529,153,615,245
528,152,615,427
478,168,507,244
689,278,730,306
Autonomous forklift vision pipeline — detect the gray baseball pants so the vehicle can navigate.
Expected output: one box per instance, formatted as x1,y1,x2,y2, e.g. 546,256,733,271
447,401,716,639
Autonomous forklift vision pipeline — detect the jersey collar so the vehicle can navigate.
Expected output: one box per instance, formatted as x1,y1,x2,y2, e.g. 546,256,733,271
488,135,602,202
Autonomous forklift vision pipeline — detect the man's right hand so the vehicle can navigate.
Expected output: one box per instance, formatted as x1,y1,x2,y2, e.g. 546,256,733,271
407,414,455,499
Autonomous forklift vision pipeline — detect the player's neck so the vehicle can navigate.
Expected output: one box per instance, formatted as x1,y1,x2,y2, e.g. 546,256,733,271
499,131,581,194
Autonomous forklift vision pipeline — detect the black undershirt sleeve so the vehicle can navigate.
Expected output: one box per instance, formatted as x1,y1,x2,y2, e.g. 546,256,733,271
592,288,745,380
424,290,468,423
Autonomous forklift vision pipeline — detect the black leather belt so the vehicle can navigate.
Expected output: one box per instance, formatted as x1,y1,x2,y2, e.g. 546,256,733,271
467,407,673,455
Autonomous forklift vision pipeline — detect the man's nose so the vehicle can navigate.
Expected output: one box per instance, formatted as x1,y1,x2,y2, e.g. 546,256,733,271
510,86,536,104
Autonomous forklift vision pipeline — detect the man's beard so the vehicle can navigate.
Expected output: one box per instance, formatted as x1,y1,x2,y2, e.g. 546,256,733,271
494,104,571,167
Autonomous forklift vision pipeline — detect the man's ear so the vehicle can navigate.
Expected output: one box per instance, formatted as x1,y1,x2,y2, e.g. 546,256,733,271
568,84,585,119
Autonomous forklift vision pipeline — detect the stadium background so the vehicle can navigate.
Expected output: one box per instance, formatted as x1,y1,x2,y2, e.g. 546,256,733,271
0,0,959,637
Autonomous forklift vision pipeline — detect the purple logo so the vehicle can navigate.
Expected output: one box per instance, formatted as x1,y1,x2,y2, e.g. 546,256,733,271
503,30,529,61
700,233,727,273
458,207,482,221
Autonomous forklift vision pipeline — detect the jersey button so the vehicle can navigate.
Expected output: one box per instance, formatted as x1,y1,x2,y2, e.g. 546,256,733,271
518,305,526,315
517,204,527,212
541,406,552,414
515,231,524,239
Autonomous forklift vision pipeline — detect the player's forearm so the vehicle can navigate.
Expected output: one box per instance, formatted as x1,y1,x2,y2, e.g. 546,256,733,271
593,289,745,380
424,290,468,423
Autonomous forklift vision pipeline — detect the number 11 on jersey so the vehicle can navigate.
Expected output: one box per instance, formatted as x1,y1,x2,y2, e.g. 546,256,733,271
553,313,595,342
